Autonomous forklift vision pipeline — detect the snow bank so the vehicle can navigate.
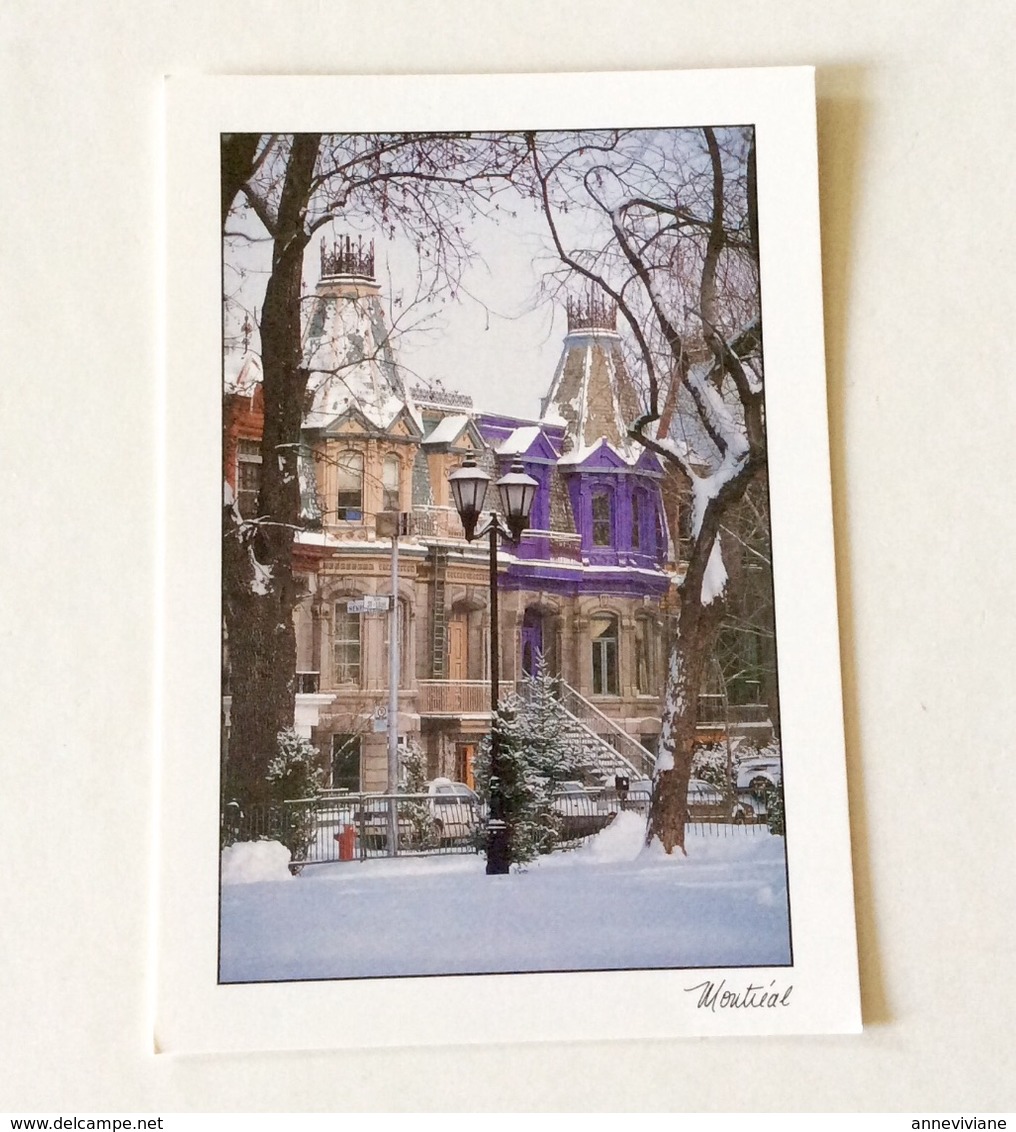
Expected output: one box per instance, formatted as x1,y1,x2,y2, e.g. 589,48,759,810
221,840,293,885
220,827,791,982
569,810,645,863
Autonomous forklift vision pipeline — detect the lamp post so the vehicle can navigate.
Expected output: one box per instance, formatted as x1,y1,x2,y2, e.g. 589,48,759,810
449,453,538,875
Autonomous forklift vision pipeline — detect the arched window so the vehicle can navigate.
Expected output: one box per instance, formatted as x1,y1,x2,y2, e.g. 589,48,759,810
336,451,363,521
333,600,362,685
382,454,401,513
590,614,619,695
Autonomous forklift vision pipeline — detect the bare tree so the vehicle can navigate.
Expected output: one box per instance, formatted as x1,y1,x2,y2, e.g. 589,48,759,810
526,127,767,853
222,133,321,806
221,132,529,805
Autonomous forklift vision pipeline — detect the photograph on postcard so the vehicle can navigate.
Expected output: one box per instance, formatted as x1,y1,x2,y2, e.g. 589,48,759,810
217,126,793,984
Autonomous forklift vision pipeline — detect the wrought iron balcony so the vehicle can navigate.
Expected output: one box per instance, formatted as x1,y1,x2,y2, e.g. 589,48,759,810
417,680,515,716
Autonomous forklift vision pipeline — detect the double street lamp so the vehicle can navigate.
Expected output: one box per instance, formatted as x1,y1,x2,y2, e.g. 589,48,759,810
449,453,539,875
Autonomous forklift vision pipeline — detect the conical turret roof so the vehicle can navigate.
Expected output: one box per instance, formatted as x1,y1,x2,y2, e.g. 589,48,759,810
302,236,419,432
540,294,641,458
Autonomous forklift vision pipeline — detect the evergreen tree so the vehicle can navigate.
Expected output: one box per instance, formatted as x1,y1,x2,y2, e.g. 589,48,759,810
473,654,594,866
265,727,324,861
691,742,733,794
398,738,438,848
764,782,785,836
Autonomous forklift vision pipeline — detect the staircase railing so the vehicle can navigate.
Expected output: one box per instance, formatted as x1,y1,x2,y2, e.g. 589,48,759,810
554,680,657,778
548,697,644,780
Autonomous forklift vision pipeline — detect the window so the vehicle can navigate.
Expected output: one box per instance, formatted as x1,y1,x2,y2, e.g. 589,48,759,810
635,616,655,695
631,493,641,550
236,439,261,518
331,734,361,792
591,492,612,547
590,614,619,695
336,451,363,520
382,455,401,513
333,602,362,685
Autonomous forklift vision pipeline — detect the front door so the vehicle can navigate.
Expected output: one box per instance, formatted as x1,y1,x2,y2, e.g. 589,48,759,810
456,742,477,789
448,615,468,681
521,608,543,677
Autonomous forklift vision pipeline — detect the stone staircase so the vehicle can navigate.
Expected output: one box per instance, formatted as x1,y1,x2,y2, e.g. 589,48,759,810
525,678,657,783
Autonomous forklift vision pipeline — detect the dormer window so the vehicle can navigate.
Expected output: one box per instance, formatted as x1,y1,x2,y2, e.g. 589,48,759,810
336,451,363,521
591,492,612,547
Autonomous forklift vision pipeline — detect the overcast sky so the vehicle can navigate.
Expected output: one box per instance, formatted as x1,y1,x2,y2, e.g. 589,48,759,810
224,191,577,422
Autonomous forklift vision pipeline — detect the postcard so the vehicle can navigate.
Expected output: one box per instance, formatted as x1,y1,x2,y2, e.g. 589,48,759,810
156,67,860,1052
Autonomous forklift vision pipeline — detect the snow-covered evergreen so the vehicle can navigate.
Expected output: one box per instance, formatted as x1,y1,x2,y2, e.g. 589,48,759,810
398,738,439,848
265,727,325,859
473,655,595,866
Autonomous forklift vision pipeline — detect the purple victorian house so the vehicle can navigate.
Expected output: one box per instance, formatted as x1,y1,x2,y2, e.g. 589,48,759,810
475,296,673,765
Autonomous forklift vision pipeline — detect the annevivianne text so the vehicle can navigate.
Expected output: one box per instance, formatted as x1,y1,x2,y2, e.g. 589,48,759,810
685,979,793,1011
911,1122,1006,1130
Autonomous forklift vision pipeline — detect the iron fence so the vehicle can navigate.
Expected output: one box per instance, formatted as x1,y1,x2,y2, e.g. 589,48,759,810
553,787,775,849
228,791,485,870
224,784,776,870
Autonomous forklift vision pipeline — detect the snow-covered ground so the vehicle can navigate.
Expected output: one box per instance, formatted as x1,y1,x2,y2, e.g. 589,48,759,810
219,813,791,983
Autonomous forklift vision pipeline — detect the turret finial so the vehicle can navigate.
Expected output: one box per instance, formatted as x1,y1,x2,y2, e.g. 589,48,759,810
566,290,617,332
320,234,376,280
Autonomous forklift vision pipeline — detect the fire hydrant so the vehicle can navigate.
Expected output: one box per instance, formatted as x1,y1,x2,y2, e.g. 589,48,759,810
334,825,357,862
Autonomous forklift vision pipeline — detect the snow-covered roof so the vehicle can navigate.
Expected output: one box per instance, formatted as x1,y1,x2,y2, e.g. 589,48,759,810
557,435,644,468
497,424,543,455
540,323,640,460
302,284,421,433
422,413,472,447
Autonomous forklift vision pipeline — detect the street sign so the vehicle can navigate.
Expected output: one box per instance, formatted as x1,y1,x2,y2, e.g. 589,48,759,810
347,596,390,614
375,511,412,538
371,705,388,733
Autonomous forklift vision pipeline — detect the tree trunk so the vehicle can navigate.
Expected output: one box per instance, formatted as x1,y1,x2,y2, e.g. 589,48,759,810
221,134,261,229
223,134,321,807
648,589,724,854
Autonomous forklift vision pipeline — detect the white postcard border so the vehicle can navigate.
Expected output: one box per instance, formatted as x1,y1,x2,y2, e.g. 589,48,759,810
157,67,860,1053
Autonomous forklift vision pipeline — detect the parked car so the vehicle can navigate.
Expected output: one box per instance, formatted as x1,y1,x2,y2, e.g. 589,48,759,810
735,755,782,793
551,781,616,841
426,778,482,844
596,776,653,814
593,775,765,824
686,778,731,821
353,778,481,851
